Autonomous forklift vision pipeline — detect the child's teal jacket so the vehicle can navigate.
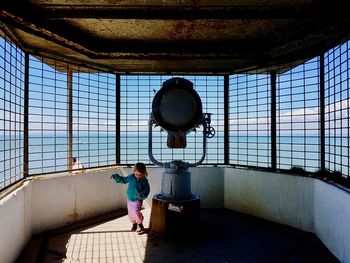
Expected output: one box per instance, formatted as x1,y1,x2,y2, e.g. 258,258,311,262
112,173,150,201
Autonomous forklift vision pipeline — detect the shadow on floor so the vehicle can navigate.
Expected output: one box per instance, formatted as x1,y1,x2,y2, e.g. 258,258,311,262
144,209,339,263
17,209,339,263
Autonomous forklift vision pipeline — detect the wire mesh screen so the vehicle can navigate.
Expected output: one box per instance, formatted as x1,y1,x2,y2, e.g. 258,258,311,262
72,67,116,169
276,58,320,172
0,31,25,188
28,56,69,174
28,55,116,175
325,39,350,179
229,72,271,167
120,75,224,165
1,28,350,188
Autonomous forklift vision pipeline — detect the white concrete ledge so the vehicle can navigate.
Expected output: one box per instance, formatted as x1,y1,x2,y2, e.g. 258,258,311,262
0,181,31,263
224,168,314,232
314,180,350,263
0,168,126,263
224,167,350,263
30,169,127,234
0,166,223,263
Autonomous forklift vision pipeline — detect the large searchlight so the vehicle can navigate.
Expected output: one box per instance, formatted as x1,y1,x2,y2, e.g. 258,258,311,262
149,77,215,169
149,77,215,236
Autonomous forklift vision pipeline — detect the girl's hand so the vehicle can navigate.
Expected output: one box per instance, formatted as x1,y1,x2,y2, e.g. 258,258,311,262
110,173,119,179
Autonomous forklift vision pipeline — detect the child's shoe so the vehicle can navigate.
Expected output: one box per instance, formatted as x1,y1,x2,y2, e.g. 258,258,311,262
131,223,137,231
136,223,144,233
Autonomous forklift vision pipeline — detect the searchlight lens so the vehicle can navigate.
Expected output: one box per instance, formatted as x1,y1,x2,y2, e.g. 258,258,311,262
152,77,203,132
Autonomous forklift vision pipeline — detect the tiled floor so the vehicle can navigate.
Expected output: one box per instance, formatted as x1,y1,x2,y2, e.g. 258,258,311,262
42,209,151,263
19,208,339,263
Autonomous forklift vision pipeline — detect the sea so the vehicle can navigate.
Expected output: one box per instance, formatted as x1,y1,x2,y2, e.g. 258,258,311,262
2,129,350,189
1,133,337,186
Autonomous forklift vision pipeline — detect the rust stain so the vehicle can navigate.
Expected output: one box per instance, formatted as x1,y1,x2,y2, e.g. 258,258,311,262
107,0,124,4
210,20,229,31
67,184,79,222
67,210,79,222
174,21,185,34
170,20,197,40
192,0,201,7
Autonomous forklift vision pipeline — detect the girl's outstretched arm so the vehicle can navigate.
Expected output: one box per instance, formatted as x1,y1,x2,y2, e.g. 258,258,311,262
110,173,129,184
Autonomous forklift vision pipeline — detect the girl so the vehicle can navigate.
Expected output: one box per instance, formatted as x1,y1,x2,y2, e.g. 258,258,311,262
110,162,150,233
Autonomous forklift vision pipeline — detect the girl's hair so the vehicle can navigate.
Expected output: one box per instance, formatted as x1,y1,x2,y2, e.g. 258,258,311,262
134,162,148,177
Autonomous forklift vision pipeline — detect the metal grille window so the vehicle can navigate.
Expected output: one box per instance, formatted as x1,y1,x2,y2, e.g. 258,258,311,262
1,29,350,191
276,58,320,172
325,39,350,178
28,56,69,174
229,72,271,167
72,67,116,169
0,31,25,188
120,75,224,165
28,56,116,175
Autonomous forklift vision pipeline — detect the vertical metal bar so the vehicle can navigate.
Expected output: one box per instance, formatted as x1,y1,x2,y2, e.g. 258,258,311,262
271,71,277,171
347,40,350,179
224,75,230,165
245,75,248,166
138,75,142,163
23,53,29,178
303,63,306,170
115,74,121,164
320,53,325,173
97,72,100,166
67,68,73,170
255,73,259,167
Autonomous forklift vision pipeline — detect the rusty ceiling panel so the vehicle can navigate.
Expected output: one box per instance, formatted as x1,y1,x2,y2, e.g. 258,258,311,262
30,0,319,7
9,27,257,74
63,19,293,41
0,0,349,74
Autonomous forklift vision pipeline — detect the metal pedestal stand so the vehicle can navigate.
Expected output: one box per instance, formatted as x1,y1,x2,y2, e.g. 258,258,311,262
148,115,214,237
148,78,215,237
150,194,200,237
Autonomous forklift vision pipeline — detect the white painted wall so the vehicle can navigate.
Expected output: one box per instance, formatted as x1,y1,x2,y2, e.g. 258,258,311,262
2,166,350,263
191,167,224,208
224,167,350,263
31,168,126,234
0,166,223,263
224,168,314,232
29,166,224,235
314,180,350,263
0,182,32,263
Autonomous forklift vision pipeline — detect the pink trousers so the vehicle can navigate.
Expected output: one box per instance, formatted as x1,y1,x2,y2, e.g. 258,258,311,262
127,199,144,224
